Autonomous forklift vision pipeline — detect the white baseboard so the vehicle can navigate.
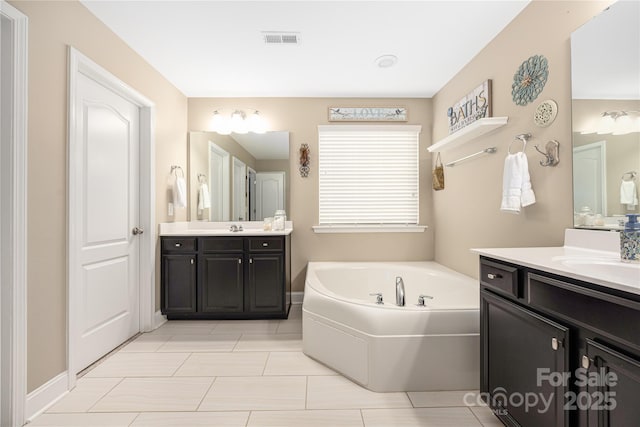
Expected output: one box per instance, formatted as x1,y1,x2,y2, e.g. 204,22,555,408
291,291,304,304
26,371,68,421
153,310,167,330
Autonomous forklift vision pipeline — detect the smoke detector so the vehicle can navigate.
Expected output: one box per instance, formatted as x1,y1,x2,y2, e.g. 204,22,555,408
375,54,398,68
262,32,300,45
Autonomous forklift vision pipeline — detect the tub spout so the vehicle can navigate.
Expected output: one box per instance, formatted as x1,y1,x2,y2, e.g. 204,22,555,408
395,276,405,306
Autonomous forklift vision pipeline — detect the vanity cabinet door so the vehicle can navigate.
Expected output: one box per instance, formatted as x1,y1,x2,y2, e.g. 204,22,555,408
482,289,570,427
161,254,197,314
584,339,640,427
200,254,244,313
247,253,284,313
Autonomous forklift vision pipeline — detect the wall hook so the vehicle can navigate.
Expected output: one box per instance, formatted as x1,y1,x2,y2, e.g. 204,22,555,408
534,140,559,167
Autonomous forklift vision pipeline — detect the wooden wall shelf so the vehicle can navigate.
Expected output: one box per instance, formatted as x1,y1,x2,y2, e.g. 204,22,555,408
428,117,509,153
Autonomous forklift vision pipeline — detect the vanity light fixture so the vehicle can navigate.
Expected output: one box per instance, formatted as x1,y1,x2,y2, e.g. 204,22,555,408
581,110,640,135
210,109,267,135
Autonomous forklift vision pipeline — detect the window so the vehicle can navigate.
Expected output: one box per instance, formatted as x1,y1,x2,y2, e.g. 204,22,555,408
316,125,423,232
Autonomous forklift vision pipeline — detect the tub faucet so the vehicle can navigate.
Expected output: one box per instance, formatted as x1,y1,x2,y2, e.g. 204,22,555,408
396,277,405,306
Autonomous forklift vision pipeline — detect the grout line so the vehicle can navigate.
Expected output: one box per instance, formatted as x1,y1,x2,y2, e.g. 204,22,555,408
467,406,487,426
127,412,142,427
85,377,126,413
261,352,271,376
194,376,217,412
406,391,415,407
304,376,309,410
359,408,366,426
171,351,194,376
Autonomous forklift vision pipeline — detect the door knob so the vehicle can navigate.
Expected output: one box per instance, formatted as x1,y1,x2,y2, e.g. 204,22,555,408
132,227,144,235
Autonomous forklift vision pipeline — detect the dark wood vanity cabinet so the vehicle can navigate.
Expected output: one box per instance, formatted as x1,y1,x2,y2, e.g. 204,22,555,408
161,238,197,314
479,256,640,427
161,235,291,319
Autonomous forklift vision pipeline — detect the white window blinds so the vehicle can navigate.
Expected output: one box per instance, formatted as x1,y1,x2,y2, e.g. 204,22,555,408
318,125,421,225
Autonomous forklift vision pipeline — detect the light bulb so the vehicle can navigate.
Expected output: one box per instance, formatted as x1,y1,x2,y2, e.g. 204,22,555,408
612,114,633,135
230,110,248,134
596,114,616,134
248,111,267,134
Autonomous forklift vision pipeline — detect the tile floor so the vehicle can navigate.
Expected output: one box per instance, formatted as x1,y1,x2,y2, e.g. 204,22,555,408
30,304,503,426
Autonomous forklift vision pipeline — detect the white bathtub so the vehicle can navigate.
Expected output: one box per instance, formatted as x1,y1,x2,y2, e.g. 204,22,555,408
302,261,479,392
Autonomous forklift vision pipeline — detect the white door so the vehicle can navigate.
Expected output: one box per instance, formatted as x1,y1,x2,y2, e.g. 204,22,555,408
71,72,140,373
208,142,229,221
573,141,607,216
247,168,257,220
256,172,285,220
232,158,247,221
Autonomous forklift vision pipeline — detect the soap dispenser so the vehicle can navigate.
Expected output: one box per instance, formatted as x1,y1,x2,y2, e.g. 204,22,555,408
620,214,640,262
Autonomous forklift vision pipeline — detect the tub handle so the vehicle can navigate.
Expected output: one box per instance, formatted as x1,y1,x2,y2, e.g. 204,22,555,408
417,294,434,306
369,292,384,305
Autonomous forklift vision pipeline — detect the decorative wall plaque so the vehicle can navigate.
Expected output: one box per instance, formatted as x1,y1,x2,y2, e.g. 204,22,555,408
328,107,407,122
447,80,492,134
512,54,549,106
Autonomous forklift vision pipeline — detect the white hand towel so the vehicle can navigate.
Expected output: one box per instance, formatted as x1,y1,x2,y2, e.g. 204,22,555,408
501,152,536,214
173,176,187,208
519,152,536,207
501,153,522,213
197,183,211,212
620,180,638,208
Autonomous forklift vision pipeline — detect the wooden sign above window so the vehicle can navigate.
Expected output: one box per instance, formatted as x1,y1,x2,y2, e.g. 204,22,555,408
447,80,492,135
328,107,408,122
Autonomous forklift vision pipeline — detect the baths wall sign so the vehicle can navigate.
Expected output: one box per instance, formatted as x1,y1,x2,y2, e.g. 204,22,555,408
447,79,492,135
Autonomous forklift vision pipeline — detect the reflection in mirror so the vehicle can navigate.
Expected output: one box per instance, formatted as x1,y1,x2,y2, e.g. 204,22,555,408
571,0,640,230
188,131,290,221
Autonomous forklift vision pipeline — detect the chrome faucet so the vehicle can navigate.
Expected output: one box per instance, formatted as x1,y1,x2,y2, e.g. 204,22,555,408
396,276,405,306
228,224,244,232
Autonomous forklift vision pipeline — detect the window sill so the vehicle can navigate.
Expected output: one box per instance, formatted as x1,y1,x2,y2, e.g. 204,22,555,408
312,225,427,234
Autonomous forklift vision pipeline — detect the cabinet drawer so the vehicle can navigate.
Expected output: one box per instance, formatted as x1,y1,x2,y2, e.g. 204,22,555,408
249,237,283,252
201,237,243,253
527,273,640,351
480,258,519,298
162,237,196,252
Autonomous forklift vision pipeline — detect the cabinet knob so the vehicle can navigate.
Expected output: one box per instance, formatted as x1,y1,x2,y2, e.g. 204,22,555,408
262,242,268,247
551,337,562,351
175,243,182,247
238,259,242,264
190,258,194,265
249,258,253,264
487,273,502,280
581,355,591,369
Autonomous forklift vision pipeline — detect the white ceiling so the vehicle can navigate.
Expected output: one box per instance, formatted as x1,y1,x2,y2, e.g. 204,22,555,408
81,0,530,98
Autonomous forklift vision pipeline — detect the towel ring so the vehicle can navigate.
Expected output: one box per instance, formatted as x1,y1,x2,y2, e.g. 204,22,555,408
622,171,637,181
170,165,184,178
508,133,532,154
198,173,207,183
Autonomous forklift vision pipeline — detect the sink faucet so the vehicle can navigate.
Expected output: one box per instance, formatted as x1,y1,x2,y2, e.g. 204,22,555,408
396,276,405,306
228,224,244,232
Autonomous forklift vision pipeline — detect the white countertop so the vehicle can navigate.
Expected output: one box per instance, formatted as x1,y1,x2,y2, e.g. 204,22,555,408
159,221,293,236
472,229,640,296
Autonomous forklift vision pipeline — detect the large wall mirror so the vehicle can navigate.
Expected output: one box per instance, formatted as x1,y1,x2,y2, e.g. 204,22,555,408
188,131,290,221
571,0,640,230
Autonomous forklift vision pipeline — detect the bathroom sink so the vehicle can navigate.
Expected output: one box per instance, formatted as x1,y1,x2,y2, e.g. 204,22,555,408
557,258,640,284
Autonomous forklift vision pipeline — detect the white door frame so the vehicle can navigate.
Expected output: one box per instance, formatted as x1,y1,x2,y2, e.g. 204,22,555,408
573,140,607,216
67,47,156,389
0,2,28,426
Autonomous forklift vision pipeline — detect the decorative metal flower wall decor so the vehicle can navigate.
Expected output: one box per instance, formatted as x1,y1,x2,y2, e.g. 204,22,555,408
511,55,549,106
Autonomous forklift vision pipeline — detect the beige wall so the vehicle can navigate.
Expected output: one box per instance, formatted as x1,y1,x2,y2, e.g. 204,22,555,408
573,99,640,216
189,98,434,292
10,0,188,392
431,0,614,279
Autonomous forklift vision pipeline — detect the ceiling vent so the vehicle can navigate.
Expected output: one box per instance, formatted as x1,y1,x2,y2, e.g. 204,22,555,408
262,32,300,45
